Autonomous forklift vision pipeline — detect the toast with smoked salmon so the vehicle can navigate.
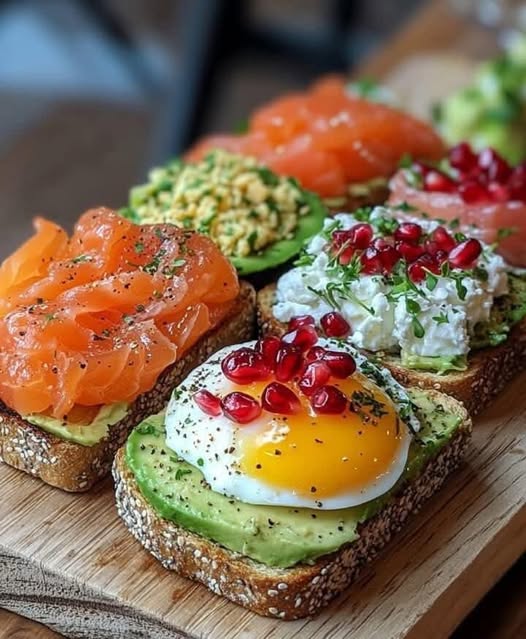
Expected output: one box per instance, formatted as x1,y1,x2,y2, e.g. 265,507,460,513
0,208,256,491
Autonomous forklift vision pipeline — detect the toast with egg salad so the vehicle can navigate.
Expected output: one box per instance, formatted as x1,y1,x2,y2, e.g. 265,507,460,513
0,208,255,492
120,149,327,278
113,329,471,619
257,205,526,415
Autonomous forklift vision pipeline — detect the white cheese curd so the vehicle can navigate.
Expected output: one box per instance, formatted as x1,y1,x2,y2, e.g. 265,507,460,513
273,207,509,359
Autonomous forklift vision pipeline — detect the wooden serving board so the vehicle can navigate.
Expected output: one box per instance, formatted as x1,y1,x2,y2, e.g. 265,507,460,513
0,371,524,639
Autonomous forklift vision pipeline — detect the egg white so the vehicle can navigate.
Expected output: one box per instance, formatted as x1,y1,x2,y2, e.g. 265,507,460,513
165,339,417,510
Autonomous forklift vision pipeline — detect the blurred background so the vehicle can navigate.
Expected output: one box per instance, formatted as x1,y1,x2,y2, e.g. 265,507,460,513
0,0,425,248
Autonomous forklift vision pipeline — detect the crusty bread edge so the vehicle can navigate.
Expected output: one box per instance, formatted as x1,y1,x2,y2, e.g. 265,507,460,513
257,283,526,416
112,390,471,620
0,282,256,492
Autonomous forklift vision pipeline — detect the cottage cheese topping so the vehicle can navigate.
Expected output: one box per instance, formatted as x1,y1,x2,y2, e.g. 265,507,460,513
273,208,509,359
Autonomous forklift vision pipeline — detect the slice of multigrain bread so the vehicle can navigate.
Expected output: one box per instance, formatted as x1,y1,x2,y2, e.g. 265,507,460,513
0,282,256,492
257,283,526,416
113,390,470,620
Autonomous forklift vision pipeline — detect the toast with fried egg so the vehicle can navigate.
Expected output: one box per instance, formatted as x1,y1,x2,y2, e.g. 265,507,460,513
113,333,471,619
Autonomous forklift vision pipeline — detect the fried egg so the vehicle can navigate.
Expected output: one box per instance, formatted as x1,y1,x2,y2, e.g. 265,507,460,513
165,339,418,510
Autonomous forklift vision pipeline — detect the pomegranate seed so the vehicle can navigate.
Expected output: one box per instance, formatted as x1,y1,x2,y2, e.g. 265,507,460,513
222,392,262,424
338,245,355,265
288,315,315,330
394,222,422,244
350,223,374,249
221,348,270,384
396,240,425,263
424,169,457,193
310,385,348,414
458,179,491,204
424,239,440,256
408,254,439,283
322,351,356,378
449,142,477,173
487,181,509,202
275,344,304,382
431,226,456,252
305,345,326,362
320,311,351,338
508,164,526,202
449,239,482,269
282,325,318,352
193,390,222,416
298,361,331,396
332,224,373,250
261,382,301,415
255,336,281,369
360,247,383,274
478,148,511,183
378,245,401,273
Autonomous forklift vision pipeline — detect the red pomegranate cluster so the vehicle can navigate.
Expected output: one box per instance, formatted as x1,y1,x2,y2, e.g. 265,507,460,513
411,142,526,204
329,219,482,282
193,315,357,424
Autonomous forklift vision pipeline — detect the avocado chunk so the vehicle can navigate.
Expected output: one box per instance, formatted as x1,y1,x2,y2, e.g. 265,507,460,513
472,273,526,349
125,391,463,568
25,402,128,447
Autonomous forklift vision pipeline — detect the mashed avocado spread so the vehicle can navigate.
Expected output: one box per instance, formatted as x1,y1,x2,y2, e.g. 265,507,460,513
125,390,464,568
25,402,128,447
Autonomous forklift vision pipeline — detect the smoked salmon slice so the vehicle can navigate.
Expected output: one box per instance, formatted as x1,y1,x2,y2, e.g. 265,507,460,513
0,208,239,418
186,75,445,198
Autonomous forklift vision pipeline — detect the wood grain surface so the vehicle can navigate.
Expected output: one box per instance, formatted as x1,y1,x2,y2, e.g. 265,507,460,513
0,370,524,639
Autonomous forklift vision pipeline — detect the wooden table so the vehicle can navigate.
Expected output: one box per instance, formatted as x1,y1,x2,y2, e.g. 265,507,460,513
1,0,524,637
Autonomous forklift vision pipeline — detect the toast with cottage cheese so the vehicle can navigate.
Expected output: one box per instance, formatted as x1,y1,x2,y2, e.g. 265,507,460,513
113,388,471,619
257,282,526,415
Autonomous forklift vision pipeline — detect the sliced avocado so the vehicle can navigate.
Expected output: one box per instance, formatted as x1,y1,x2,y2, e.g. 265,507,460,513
125,390,463,569
472,273,526,349
400,352,468,375
25,402,128,447
230,191,326,276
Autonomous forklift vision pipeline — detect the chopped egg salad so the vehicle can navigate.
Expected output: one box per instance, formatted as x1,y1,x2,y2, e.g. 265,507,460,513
124,150,312,259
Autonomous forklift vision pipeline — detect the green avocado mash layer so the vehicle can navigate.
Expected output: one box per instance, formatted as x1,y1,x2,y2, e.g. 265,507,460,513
472,273,526,349
25,403,128,447
125,390,464,569
120,150,327,276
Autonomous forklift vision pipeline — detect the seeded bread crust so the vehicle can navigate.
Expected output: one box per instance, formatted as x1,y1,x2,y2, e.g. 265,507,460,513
257,283,526,416
0,282,256,492
113,389,470,620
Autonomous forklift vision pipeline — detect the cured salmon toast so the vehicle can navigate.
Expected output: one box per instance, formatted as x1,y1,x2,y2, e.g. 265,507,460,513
187,76,445,202
0,208,256,490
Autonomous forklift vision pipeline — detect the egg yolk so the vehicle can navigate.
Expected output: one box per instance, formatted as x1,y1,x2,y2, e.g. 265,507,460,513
237,373,406,501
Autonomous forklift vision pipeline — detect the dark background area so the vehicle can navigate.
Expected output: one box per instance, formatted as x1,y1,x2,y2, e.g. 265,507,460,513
0,0,422,251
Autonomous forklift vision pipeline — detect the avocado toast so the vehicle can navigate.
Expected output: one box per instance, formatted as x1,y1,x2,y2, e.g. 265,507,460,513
113,331,471,619
0,208,256,491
